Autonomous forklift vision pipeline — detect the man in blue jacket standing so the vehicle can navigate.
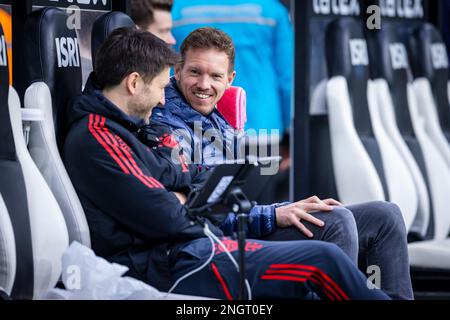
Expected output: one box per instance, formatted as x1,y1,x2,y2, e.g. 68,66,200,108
150,27,413,300
63,27,390,300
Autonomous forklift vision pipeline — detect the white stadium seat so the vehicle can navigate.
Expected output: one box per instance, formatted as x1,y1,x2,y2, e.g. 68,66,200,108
367,22,450,270
325,18,418,230
24,7,90,247
9,86,69,298
0,193,15,296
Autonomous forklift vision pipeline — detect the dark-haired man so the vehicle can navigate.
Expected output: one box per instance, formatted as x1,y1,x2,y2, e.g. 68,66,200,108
63,27,389,300
130,0,176,45
150,27,413,300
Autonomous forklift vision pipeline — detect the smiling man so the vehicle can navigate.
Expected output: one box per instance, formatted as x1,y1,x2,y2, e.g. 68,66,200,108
175,35,235,116
151,27,238,165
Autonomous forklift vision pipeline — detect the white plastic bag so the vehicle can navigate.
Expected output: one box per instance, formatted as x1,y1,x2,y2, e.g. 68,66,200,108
42,242,210,300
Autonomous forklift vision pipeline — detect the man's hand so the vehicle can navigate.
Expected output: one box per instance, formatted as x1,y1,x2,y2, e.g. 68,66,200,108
174,192,187,205
275,196,343,238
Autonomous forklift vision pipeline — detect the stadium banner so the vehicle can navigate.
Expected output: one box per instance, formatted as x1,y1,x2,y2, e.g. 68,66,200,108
364,0,429,21
310,0,428,20
32,0,111,11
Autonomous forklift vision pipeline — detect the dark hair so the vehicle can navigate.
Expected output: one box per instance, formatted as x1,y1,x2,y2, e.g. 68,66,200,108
130,0,173,29
180,27,235,73
95,27,179,89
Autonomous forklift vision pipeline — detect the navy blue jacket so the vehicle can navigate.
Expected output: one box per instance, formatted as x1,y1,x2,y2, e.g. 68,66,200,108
64,78,276,290
151,77,243,165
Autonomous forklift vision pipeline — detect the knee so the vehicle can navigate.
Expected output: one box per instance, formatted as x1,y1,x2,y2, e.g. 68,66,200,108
329,207,358,234
366,201,407,233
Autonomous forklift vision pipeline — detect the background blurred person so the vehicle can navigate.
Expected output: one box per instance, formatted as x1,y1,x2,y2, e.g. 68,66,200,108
130,0,176,45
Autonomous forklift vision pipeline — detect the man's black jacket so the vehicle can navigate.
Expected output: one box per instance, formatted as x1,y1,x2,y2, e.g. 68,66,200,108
63,87,225,290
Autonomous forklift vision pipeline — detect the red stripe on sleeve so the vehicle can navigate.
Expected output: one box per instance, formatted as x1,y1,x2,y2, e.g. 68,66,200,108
97,116,164,189
88,114,130,174
90,115,158,190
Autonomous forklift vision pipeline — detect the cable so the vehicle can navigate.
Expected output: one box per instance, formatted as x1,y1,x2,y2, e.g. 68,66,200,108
204,228,239,271
166,223,252,300
204,227,252,300
166,223,216,297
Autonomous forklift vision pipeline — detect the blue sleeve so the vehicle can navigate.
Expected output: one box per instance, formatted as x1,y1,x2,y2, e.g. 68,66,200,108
274,4,294,133
220,202,291,238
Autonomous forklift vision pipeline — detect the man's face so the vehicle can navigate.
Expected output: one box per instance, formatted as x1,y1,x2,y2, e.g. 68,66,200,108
146,9,176,46
175,48,235,116
128,67,171,123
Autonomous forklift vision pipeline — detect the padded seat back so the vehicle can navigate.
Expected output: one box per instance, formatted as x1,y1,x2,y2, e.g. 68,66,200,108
368,24,450,240
0,193,15,296
325,19,417,230
325,18,386,204
24,7,90,247
410,23,450,143
91,11,136,70
0,23,34,300
326,18,387,204
217,86,247,131
25,8,82,150
9,84,69,299
409,24,450,170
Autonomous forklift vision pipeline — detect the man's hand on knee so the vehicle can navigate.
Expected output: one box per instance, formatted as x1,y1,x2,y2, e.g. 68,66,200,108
275,196,338,238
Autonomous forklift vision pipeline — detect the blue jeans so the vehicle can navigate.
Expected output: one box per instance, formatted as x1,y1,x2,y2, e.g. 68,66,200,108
260,201,413,300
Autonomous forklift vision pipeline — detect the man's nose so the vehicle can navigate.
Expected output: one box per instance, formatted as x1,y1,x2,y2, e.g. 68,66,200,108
196,76,211,90
167,32,176,46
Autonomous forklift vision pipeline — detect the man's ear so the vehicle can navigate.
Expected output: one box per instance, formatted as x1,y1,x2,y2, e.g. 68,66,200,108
125,72,140,95
174,63,182,81
226,70,236,89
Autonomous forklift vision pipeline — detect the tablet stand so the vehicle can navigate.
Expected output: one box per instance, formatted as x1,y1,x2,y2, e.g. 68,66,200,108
224,186,253,300
186,184,255,300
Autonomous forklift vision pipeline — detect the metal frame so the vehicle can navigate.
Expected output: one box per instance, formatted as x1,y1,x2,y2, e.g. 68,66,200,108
291,0,311,201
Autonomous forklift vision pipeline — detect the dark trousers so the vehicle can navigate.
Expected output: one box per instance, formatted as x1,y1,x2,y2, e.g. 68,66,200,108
261,201,413,300
170,237,390,300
